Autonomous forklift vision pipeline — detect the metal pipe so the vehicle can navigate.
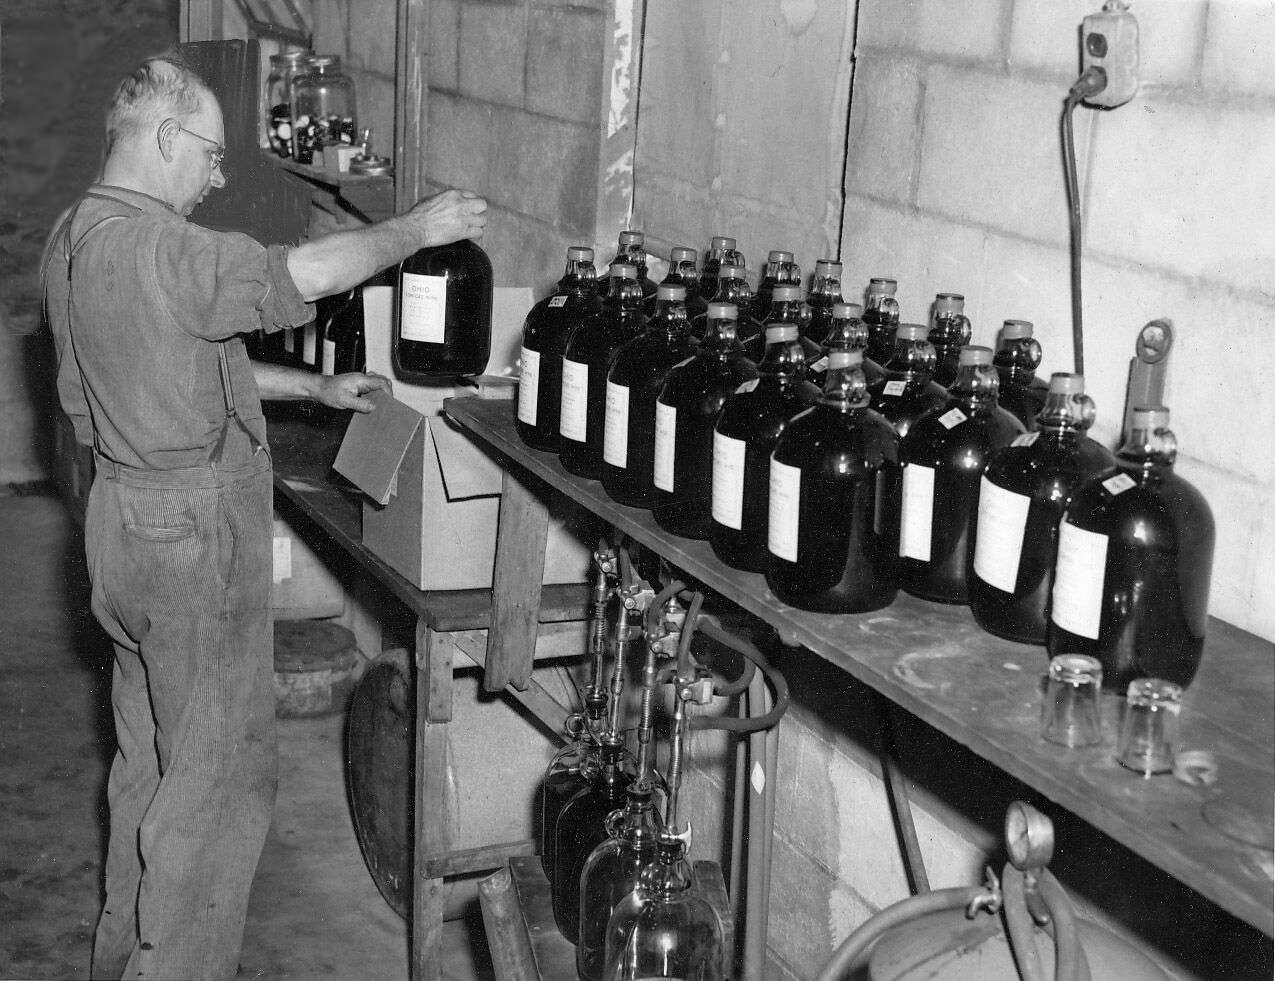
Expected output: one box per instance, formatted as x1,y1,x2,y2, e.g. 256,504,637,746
743,670,769,981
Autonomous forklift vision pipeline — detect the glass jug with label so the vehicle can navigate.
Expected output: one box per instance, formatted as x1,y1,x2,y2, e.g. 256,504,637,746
392,238,492,379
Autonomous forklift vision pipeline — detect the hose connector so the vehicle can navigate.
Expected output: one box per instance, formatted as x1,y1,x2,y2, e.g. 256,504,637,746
966,867,1003,918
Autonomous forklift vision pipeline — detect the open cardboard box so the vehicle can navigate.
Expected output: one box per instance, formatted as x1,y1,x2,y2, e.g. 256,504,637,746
331,283,594,591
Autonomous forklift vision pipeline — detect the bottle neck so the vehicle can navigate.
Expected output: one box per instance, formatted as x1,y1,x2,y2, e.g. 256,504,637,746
1117,424,1177,471
995,336,1043,381
764,298,804,328
713,278,752,306
823,315,868,351
562,259,597,292
642,839,694,898
865,292,899,321
819,363,870,410
948,362,1000,410
759,336,807,378
885,337,937,382
702,317,742,352
809,274,842,303
930,311,971,347
650,300,691,338
1037,390,1096,436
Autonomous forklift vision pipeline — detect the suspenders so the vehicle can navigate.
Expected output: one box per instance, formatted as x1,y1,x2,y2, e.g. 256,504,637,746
43,194,263,467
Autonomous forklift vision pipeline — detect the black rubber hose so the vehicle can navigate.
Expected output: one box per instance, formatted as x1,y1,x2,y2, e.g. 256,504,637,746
1061,66,1106,377
686,619,789,733
1038,868,1090,981
1001,865,1046,981
676,591,704,675
874,692,930,895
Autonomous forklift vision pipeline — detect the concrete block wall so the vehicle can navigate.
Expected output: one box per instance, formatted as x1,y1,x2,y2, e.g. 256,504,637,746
842,0,1275,641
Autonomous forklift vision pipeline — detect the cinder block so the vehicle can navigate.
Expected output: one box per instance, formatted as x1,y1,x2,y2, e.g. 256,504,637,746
1135,0,1208,88
348,0,396,75
709,201,837,294
858,0,1010,63
424,92,495,195
526,7,605,123
478,206,575,294
823,746,913,909
774,726,836,868
717,0,854,221
680,767,731,870
908,801,992,889
839,194,988,328
632,170,716,260
1169,457,1263,638
1202,0,1275,96
633,0,723,180
349,70,394,160
310,0,348,58
488,107,598,231
1085,98,1275,300
978,233,1073,370
458,1,527,107
916,65,1094,249
429,0,461,91
845,56,923,206
1008,0,1089,77
765,835,839,980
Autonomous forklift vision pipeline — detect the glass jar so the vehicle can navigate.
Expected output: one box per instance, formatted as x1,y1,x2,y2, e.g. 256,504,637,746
291,55,357,165
265,50,311,158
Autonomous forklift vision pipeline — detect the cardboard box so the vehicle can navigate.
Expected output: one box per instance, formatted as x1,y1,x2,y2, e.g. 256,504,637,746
270,515,345,619
332,389,594,591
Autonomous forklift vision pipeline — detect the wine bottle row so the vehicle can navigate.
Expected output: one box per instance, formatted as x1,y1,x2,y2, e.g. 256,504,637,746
515,233,1215,692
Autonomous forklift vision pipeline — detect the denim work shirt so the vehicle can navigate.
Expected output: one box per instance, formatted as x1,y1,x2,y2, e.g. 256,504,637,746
44,185,314,470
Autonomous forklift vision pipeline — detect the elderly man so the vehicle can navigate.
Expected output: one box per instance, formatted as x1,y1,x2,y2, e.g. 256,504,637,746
41,55,487,979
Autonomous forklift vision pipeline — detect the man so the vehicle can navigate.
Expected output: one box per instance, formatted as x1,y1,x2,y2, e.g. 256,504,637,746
41,55,487,980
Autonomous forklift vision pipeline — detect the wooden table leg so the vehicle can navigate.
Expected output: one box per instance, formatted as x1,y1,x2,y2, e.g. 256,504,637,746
484,469,550,693
411,618,454,981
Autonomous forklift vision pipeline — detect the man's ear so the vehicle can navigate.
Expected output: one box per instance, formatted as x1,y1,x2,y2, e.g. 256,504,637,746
156,117,180,163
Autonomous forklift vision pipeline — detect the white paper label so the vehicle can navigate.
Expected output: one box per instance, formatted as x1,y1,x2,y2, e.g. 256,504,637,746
735,379,760,395
1012,432,1040,448
517,347,540,425
939,407,968,429
899,463,935,561
712,431,746,529
768,459,801,562
302,324,317,365
1102,472,1137,496
1051,521,1108,639
809,356,829,374
321,337,336,376
654,402,677,491
400,272,447,343
883,379,907,397
283,328,296,353
972,476,1031,593
548,294,569,308
272,536,292,584
604,381,629,467
559,359,589,442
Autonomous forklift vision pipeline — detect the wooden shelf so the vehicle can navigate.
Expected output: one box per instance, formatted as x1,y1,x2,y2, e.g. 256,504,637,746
265,152,395,222
443,394,1275,938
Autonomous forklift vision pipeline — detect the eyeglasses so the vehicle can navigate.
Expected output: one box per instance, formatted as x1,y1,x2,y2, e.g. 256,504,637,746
176,123,225,170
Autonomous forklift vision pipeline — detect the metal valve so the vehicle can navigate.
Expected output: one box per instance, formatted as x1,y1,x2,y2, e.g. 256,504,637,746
592,544,619,578
619,579,656,615
677,667,715,706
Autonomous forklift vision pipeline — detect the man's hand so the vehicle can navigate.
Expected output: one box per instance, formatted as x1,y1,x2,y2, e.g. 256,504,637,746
313,372,393,413
407,189,489,248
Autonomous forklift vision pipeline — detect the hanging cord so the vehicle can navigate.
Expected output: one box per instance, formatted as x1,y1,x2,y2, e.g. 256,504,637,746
872,691,930,895
1061,66,1108,376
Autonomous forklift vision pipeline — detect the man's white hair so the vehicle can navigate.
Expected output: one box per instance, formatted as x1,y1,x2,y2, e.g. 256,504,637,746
106,55,210,151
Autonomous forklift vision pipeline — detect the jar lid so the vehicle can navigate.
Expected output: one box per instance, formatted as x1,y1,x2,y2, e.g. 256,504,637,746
896,323,928,341
815,259,843,275
349,154,392,176
657,284,687,301
765,325,799,342
768,250,794,263
567,246,594,261
828,350,862,369
868,277,898,293
707,302,738,319
670,246,697,263
1132,406,1170,429
619,230,644,245
832,302,863,318
771,285,803,301
934,292,965,312
959,345,993,366
610,262,638,278
1001,319,1034,339
710,236,736,250
719,264,745,278
306,54,341,69
1048,372,1084,394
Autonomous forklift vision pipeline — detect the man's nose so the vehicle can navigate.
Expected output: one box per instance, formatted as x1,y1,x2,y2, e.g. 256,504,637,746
211,166,226,189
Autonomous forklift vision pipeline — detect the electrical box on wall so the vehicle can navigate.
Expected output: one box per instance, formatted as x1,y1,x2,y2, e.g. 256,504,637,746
1081,2,1139,108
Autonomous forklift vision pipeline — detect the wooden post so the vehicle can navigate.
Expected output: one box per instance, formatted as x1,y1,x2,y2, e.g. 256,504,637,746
484,470,550,692
395,0,428,214
411,618,453,981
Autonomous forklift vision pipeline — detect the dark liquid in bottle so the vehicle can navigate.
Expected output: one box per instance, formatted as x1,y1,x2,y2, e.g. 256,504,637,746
864,308,899,365
517,281,601,452
1048,469,1214,690
540,742,595,887
997,371,1050,431
552,768,633,944
393,239,492,379
898,403,1023,604
766,405,901,612
967,434,1114,645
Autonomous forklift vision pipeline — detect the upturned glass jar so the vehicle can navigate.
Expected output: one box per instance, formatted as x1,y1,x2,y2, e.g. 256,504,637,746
291,55,357,165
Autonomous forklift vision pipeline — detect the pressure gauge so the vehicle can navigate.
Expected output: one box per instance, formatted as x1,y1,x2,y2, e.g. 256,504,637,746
1005,800,1055,870
1135,319,1174,364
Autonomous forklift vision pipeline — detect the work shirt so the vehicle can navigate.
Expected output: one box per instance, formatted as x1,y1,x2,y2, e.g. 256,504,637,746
43,184,314,470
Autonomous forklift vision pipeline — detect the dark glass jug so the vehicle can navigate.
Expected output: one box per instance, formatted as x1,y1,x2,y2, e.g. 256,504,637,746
393,238,492,379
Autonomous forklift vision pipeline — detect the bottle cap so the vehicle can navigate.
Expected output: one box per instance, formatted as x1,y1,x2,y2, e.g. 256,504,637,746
1132,406,1170,429
610,262,638,278
670,246,697,263
765,325,799,342
815,259,843,276
307,54,339,69
958,345,994,366
868,277,898,294
719,264,745,278
771,285,803,302
934,292,965,313
832,302,863,318
619,230,644,246
1048,372,1085,394
828,350,862,370
657,284,688,301
567,246,594,261
707,302,738,319
768,250,794,263
1000,319,1034,339
896,323,928,341
710,236,736,250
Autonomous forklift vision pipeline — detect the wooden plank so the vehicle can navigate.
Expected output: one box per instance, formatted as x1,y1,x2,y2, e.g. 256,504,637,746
421,839,536,878
411,623,452,981
451,631,575,737
485,469,551,692
444,394,1275,938
478,867,540,981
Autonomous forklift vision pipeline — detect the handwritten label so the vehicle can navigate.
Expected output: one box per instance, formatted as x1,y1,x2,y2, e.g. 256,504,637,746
1102,473,1137,496
712,431,746,529
1011,432,1040,448
899,463,935,561
654,402,676,491
972,476,1031,593
559,359,588,442
517,347,540,425
882,379,907,397
939,407,968,430
548,294,569,308
400,272,447,343
604,381,629,468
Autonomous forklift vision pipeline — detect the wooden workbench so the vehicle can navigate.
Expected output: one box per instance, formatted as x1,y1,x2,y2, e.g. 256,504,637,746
443,394,1275,940
266,407,592,981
